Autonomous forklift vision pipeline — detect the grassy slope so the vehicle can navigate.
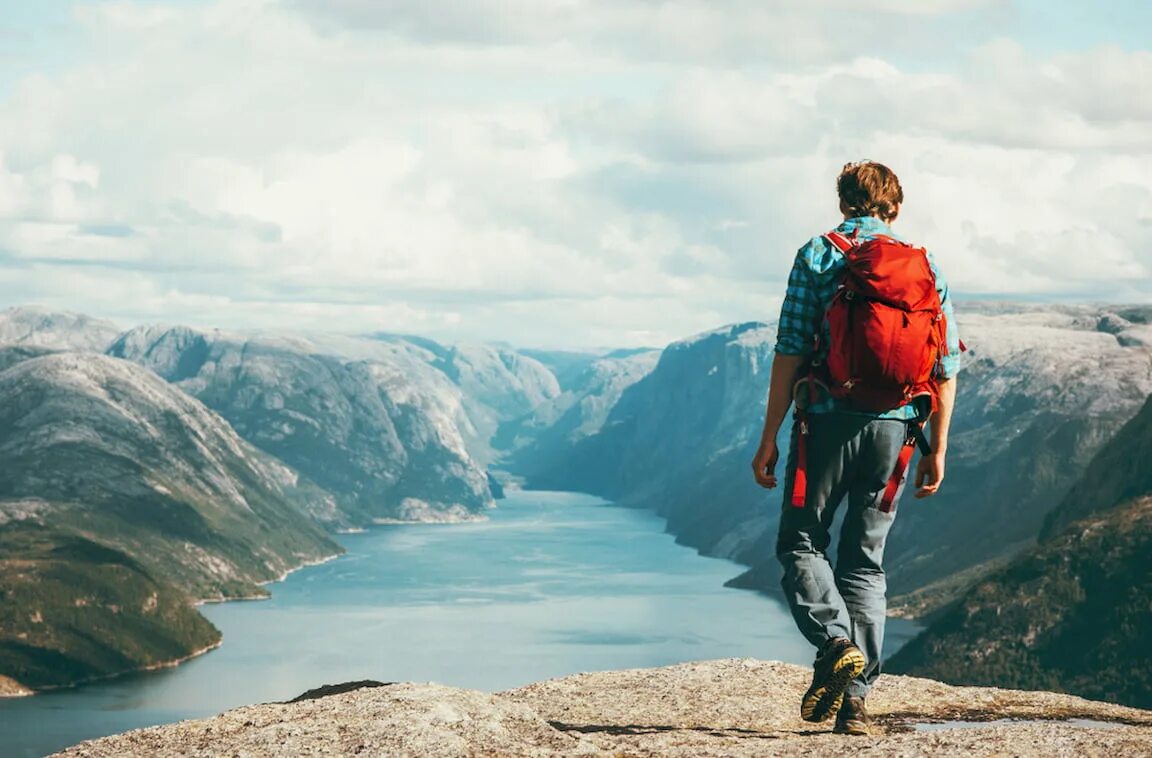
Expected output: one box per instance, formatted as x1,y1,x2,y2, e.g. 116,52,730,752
888,395,1152,708
0,528,221,688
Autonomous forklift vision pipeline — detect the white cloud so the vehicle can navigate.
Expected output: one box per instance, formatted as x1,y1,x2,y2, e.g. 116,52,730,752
0,0,1147,349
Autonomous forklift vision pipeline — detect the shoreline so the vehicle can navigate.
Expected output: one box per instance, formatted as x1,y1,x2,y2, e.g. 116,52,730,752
7,640,225,698
12,549,349,697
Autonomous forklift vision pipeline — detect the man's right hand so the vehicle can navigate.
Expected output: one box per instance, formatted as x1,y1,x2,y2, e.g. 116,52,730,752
751,440,780,489
914,452,946,498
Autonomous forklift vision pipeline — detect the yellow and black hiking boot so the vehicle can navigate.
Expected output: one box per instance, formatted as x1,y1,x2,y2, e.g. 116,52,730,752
833,695,871,735
800,637,866,723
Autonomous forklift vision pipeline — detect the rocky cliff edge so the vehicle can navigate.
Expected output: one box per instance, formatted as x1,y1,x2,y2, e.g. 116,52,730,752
53,659,1152,757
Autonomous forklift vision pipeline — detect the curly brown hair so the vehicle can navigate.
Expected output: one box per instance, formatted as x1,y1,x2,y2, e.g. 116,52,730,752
837,161,903,222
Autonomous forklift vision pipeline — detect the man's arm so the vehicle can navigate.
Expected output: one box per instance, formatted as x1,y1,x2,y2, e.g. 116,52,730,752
752,238,825,489
751,353,806,489
914,375,956,498
916,250,962,498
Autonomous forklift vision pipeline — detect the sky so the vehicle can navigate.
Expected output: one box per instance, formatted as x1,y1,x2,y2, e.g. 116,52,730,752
0,1,1149,349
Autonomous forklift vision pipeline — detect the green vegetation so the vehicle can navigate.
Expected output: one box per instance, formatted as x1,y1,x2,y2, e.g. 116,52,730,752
889,395,1152,709
0,525,220,689
888,496,1152,707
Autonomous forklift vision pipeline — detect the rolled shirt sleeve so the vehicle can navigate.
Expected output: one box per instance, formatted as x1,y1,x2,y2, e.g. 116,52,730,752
774,238,827,356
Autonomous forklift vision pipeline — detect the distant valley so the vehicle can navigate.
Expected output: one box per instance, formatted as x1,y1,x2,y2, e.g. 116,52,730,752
0,302,1150,709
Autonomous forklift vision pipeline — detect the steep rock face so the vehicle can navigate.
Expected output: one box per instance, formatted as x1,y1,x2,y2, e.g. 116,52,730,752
512,307,1152,602
882,308,1152,594
372,335,562,464
0,307,120,352
518,349,603,393
53,659,1152,757
0,353,342,690
108,326,492,525
517,323,781,562
888,395,1152,708
1042,393,1152,536
499,349,661,476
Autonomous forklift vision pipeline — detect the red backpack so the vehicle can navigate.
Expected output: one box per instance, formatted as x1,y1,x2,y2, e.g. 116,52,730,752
790,229,951,513
818,230,948,413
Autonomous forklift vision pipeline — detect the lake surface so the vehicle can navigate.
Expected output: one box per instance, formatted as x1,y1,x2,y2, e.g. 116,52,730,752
0,490,921,757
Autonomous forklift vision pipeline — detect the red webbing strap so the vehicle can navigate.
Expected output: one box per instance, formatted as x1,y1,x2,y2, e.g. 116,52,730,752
879,436,917,513
790,377,818,509
790,415,809,508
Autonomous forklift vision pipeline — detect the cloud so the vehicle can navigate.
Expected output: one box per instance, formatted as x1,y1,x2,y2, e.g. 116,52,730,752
0,0,1147,349
290,0,1007,64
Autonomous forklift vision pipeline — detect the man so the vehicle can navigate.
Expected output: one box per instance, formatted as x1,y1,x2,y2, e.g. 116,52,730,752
750,161,961,736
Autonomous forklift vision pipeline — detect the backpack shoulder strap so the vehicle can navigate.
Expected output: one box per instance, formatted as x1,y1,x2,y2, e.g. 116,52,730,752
824,230,856,254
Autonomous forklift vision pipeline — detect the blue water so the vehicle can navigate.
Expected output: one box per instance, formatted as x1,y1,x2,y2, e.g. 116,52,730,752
0,490,921,757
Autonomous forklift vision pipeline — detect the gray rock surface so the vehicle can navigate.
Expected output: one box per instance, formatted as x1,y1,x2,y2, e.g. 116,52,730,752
0,352,341,593
0,306,120,352
53,659,1152,757
108,325,494,525
369,335,563,465
500,349,660,478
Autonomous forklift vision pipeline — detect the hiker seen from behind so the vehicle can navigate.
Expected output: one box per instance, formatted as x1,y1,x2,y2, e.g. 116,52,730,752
751,160,963,736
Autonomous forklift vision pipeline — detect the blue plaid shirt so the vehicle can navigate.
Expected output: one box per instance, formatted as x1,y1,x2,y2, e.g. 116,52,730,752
775,216,962,420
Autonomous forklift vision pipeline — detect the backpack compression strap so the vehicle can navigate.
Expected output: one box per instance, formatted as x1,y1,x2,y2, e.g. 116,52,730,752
789,377,820,509
879,433,917,513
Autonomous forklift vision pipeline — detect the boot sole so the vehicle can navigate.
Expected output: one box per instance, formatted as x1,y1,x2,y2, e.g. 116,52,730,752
800,647,866,723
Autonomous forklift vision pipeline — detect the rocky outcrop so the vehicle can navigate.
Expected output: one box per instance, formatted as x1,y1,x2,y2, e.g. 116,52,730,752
0,306,120,352
888,394,1152,708
108,326,493,526
0,353,342,691
52,659,1152,757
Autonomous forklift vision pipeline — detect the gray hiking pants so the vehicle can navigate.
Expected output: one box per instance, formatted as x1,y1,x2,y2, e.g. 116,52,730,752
776,412,910,698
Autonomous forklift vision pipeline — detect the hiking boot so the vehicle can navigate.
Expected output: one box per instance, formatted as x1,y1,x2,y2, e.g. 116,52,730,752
800,637,866,723
833,695,871,735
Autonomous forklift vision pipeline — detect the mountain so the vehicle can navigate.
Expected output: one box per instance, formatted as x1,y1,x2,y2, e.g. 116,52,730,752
0,306,120,352
369,335,562,464
496,348,661,476
881,305,1152,595
51,659,1152,757
508,306,1152,606
0,352,342,691
517,348,603,392
888,393,1152,708
108,326,494,526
